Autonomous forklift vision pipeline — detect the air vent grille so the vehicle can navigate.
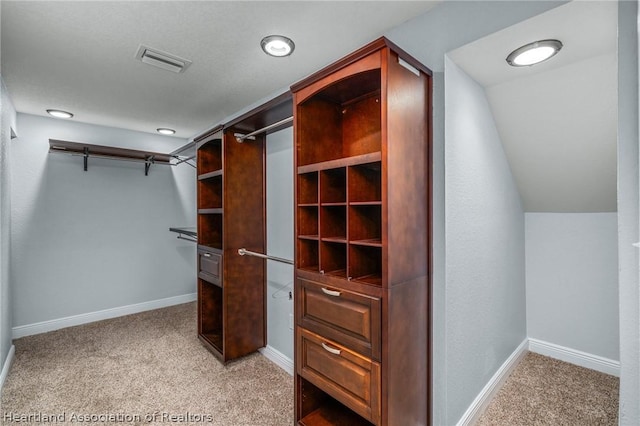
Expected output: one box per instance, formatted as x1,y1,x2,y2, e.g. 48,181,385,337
135,45,192,73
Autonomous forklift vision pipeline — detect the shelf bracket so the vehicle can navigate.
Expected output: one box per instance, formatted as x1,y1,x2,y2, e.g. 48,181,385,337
83,147,89,171
145,156,154,176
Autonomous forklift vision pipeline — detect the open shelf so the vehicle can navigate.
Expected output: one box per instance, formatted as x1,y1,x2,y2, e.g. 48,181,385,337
298,206,319,237
348,162,381,203
198,175,222,209
348,245,382,285
298,239,319,272
320,168,346,204
198,214,223,250
297,70,381,167
199,279,223,355
348,205,381,243
299,172,319,205
320,206,346,241
298,378,374,426
197,137,223,175
320,241,347,276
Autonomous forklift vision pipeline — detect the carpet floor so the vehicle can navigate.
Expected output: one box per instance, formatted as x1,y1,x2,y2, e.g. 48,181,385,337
1,302,294,425
476,352,619,426
2,303,620,425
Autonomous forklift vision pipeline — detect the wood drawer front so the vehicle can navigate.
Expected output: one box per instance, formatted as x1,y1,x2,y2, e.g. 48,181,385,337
298,328,381,425
198,249,222,286
298,278,381,360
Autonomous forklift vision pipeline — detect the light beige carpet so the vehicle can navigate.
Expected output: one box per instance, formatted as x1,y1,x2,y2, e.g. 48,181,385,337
1,302,293,425
476,352,619,426
2,303,620,426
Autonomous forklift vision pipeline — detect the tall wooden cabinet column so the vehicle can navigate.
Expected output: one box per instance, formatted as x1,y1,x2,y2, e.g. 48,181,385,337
195,126,266,363
292,37,432,425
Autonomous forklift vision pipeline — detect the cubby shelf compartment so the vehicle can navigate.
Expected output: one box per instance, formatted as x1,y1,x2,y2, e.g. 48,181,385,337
320,241,347,278
348,162,381,203
298,206,319,238
320,205,347,241
298,172,319,205
320,168,347,204
348,245,382,285
348,204,381,244
298,239,319,272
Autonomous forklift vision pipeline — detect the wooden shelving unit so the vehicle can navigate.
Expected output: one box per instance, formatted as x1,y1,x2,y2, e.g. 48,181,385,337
195,126,266,362
293,37,432,426
195,92,293,364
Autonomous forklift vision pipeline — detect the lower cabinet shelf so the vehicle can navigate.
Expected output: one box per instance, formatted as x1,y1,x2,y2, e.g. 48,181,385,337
199,332,223,356
297,377,375,426
299,400,374,426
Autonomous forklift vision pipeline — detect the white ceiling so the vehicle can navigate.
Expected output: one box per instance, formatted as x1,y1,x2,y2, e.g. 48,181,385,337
0,1,438,140
449,1,618,213
2,1,619,213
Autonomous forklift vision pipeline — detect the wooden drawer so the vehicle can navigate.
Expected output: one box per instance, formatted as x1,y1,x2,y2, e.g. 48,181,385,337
297,328,380,425
297,278,381,360
198,248,222,286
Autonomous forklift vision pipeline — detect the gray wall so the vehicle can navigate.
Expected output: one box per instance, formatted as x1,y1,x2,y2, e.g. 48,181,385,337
526,213,619,361
444,57,526,425
617,1,640,423
384,2,565,423
11,113,196,328
0,76,16,378
265,127,294,361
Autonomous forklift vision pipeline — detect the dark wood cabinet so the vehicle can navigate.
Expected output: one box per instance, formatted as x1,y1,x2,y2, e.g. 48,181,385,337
292,37,432,426
196,127,266,363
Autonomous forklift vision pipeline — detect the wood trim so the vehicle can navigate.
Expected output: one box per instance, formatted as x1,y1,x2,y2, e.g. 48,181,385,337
194,125,224,144
290,37,432,95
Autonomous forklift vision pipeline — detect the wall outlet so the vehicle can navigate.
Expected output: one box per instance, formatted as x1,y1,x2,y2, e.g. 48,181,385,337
289,313,294,330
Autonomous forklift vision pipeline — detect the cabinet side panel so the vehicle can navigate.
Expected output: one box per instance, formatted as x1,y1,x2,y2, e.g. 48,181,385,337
384,50,429,286
223,131,266,360
386,278,428,426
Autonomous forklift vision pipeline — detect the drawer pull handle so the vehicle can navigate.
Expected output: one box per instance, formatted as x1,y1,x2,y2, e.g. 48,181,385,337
203,253,212,258
321,342,341,355
321,288,341,297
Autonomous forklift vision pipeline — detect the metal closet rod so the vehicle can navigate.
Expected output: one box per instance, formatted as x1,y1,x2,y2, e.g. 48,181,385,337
235,116,293,143
238,248,293,265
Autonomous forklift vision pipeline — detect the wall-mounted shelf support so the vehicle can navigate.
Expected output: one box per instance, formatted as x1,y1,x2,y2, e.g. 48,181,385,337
169,227,197,243
49,139,176,175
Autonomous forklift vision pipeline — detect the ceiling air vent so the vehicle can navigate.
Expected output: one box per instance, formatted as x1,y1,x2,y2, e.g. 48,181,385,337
135,45,192,73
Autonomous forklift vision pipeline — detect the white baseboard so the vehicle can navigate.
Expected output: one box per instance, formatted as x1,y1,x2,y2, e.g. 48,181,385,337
12,293,197,339
528,338,620,377
259,345,294,376
0,345,15,392
456,338,528,426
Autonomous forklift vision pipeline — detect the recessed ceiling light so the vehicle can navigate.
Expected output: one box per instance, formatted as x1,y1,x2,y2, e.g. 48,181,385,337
46,109,74,119
157,128,176,135
506,39,563,67
261,35,295,57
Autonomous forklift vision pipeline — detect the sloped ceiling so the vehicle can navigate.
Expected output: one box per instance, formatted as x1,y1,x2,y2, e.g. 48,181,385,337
0,1,439,140
448,1,617,212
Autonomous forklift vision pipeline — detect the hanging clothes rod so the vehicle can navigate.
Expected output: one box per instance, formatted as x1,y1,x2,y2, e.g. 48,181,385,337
235,116,293,143
238,248,294,265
